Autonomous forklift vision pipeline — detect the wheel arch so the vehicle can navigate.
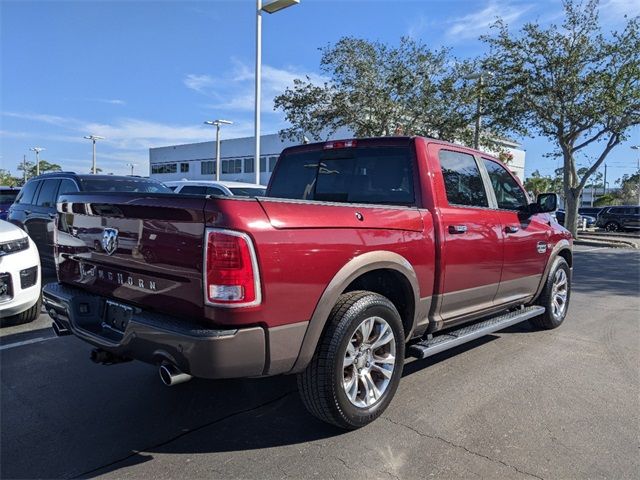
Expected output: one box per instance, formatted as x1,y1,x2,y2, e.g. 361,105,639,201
289,251,421,373
531,239,572,303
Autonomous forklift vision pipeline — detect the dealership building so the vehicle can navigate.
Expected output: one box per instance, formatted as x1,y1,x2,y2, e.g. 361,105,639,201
148,133,526,185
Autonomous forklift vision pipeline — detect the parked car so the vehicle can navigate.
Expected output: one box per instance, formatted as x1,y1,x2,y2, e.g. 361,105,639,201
43,137,571,429
7,173,171,271
0,186,20,221
555,210,596,228
596,205,640,231
578,207,604,218
0,220,41,326
164,180,267,197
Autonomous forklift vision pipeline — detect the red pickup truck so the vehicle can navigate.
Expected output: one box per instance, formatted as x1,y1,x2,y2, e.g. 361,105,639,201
43,137,572,429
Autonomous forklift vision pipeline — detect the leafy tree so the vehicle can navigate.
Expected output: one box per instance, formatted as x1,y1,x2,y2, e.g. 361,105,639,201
274,37,502,148
616,170,640,204
594,192,621,206
524,170,555,197
0,169,21,186
481,0,640,235
17,160,62,179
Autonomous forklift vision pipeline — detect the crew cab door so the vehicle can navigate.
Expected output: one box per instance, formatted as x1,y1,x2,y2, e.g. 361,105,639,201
430,146,503,322
480,158,550,304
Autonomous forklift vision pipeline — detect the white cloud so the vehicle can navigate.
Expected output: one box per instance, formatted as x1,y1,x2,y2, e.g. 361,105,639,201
92,98,126,105
599,0,640,23
445,1,533,40
184,59,328,113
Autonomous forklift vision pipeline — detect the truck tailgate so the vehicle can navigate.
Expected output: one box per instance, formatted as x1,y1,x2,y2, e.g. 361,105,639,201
55,192,207,320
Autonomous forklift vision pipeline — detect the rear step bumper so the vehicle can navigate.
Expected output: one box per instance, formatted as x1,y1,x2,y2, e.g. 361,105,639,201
407,306,545,359
42,282,266,379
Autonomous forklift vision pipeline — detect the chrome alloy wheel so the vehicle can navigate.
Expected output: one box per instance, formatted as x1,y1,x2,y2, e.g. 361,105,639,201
551,268,568,319
342,316,396,408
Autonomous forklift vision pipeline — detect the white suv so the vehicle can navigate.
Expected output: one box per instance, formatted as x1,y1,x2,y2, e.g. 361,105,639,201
164,180,267,197
0,220,41,326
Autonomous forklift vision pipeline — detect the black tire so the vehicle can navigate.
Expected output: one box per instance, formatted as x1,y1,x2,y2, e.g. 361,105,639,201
605,222,619,232
0,295,42,327
297,290,405,430
531,257,571,330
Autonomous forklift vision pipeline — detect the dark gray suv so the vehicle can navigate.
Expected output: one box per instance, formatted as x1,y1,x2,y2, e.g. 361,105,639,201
596,205,640,232
7,173,171,271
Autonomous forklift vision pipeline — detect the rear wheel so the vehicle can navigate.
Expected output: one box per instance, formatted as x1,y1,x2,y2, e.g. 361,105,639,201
605,221,620,232
297,291,405,429
531,257,570,329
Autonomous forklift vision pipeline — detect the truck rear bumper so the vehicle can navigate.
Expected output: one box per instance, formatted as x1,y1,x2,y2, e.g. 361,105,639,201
42,282,286,379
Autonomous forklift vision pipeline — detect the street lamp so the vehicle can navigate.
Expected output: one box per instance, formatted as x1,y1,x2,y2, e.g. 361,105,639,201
83,135,105,174
126,163,138,176
463,71,494,150
632,145,639,170
204,120,233,181
254,0,300,184
29,147,45,176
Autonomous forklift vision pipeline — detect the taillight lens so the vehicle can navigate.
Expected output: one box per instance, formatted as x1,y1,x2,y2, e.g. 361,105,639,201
324,139,357,149
204,229,260,307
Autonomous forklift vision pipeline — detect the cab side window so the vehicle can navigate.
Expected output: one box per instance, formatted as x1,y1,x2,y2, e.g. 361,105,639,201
438,150,488,208
16,180,40,205
482,159,528,211
35,179,61,208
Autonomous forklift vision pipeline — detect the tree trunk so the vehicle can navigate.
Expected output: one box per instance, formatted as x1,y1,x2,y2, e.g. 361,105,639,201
562,149,581,237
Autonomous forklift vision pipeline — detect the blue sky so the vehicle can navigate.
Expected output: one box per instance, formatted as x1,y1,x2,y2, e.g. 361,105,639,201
1,0,638,181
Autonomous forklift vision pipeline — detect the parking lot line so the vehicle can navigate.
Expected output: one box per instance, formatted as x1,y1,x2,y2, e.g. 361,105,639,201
0,336,57,351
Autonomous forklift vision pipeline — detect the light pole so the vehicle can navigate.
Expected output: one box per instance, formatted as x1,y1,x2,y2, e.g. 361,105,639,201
204,120,233,181
83,135,105,174
464,71,494,150
632,145,639,170
29,147,45,176
126,163,138,176
255,0,300,184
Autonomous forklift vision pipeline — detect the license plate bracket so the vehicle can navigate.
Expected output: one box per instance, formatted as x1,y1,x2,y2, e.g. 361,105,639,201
104,300,134,332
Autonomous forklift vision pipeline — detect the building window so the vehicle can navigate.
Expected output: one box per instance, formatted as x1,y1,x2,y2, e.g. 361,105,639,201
259,156,267,172
268,156,278,172
201,161,215,175
151,163,177,174
222,159,242,174
180,163,189,173
244,157,254,173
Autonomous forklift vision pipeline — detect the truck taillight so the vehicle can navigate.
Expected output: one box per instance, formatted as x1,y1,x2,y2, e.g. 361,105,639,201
204,229,261,307
324,139,357,149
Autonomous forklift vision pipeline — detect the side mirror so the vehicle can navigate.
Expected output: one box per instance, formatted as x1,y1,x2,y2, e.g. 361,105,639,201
532,193,557,214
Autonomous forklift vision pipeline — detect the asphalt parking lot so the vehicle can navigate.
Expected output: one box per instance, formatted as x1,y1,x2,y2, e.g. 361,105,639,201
1,245,638,479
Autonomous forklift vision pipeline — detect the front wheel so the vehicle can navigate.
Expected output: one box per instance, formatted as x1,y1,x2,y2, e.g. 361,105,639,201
605,222,619,232
531,257,571,330
297,291,405,429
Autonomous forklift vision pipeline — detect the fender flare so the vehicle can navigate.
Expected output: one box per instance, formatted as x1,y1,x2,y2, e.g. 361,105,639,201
532,239,572,303
289,250,420,373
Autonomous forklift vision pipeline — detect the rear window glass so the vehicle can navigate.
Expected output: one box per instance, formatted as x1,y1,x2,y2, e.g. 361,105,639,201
180,185,208,195
229,187,266,197
268,146,415,206
16,181,40,205
0,189,20,203
79,177,171,193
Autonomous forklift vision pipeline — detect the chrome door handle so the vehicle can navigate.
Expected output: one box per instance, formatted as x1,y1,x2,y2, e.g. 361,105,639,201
449,225,467,234
24,210,32,215
505,225,520,233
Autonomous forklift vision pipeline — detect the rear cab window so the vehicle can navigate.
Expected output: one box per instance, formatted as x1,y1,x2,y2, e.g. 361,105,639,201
268,145,415,206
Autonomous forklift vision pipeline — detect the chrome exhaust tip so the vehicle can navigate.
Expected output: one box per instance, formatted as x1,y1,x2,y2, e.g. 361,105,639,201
159,363,192,386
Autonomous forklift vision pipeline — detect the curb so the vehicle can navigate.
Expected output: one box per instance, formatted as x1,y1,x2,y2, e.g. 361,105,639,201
574,238,638,249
